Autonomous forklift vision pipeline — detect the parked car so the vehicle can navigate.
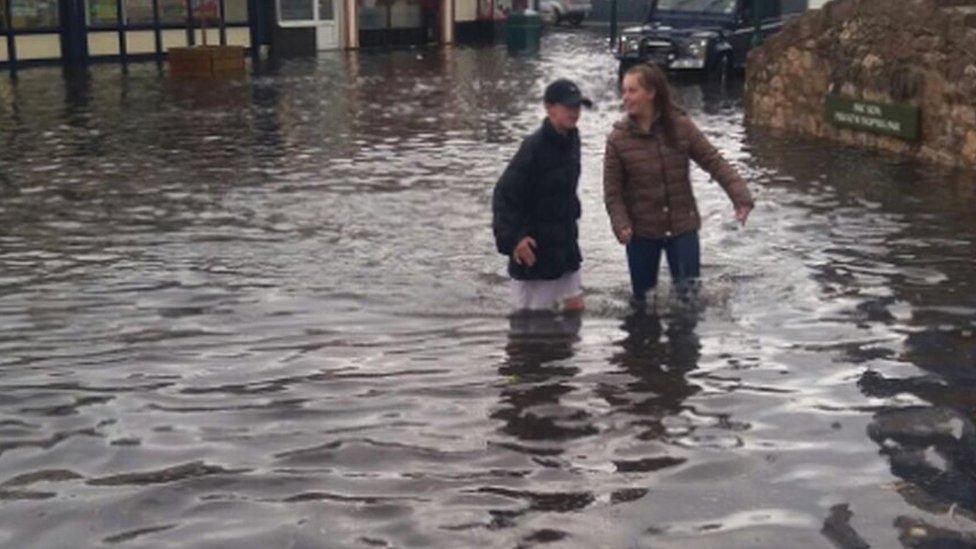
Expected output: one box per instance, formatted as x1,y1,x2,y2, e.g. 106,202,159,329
539,0,592,26
615,0,804,80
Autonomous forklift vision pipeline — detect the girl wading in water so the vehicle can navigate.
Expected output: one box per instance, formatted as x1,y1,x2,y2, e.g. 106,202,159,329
603,63,754,304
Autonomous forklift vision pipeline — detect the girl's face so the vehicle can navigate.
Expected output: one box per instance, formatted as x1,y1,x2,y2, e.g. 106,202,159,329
621,73,656,118
546,103,582,134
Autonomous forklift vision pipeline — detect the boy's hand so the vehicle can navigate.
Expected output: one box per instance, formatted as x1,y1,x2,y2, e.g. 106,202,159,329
513,237,537,267
735,204,752,226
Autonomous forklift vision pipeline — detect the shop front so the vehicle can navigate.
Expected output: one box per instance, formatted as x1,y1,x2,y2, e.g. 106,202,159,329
359,0,453,48
273,0,343,54
1,0,257,72
271,0,454,52
357,0,422,48
1,0,465,73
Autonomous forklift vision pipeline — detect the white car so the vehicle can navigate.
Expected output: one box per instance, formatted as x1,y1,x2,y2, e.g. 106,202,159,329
539,0,592,26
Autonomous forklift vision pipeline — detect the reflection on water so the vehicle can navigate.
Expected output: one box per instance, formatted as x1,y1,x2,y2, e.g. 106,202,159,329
603,307,701,445
497,312,590,444
749,132,976,547
1,27,976,548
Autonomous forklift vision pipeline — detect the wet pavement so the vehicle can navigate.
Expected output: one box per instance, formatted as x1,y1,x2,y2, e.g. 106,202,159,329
1,27,976,548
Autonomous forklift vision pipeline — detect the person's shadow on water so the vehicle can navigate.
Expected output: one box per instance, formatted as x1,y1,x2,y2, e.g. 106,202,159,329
599,305,702,448
483,312,597,531
484,307,705,534
492,311,595,445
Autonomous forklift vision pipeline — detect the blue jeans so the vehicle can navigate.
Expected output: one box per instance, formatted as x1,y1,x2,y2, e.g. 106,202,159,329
626,231,700,300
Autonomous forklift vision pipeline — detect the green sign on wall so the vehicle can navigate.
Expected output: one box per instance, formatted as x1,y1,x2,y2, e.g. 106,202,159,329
825,94,920,141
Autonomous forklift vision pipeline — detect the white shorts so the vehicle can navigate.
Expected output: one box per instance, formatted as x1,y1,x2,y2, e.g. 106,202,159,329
510,269,582,311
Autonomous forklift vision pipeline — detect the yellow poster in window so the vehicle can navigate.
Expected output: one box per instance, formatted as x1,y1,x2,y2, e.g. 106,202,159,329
89,0,119,23
12,0,59,28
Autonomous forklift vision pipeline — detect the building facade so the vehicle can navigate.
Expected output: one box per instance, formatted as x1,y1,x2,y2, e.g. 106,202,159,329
1,0,492,73
1,0,257,71
274,0,478,52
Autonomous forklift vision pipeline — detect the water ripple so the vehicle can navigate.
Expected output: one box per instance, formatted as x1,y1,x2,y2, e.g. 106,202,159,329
0,26,974,548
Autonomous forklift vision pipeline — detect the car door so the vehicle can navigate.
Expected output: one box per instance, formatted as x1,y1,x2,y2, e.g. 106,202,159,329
730,0,784,67
761,0,784,42
728,0,754,68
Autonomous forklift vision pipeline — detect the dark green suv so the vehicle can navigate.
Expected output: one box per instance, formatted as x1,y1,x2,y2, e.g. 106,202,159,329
615,0,806,80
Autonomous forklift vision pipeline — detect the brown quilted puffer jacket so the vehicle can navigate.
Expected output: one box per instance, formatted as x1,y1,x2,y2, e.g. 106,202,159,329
603,113,753,240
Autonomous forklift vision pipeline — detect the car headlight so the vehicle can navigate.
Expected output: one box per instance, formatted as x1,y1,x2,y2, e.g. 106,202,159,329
686,37,709,60
619,35,641,56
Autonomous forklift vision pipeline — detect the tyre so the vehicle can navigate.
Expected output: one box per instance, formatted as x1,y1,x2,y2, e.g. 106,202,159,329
567,13,584,26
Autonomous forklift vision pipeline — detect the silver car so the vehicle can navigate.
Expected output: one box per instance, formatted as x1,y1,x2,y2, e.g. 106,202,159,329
539,0,592,26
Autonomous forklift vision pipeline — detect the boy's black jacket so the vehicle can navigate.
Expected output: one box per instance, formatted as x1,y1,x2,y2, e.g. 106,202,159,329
492,119,582,281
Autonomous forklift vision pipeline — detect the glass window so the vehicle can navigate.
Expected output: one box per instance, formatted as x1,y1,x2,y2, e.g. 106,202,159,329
280,0,314,21
389,0,420,28
657,0,735,14
761,0,782,20
88,0,120,27
10,0,60,29
159,0,187,23
358,0,386,29
319,0,334,21
125,0,157,24
188,1,249,24
1,2,8,31
225,0,249,23
192,0,219,23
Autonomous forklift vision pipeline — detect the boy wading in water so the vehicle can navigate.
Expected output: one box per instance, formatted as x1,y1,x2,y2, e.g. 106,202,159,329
492,79,592,312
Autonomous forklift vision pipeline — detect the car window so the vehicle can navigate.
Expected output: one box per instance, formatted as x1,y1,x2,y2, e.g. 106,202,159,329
780,0,805,15
741,0,780,21
657,0,736,14
735,0,785,25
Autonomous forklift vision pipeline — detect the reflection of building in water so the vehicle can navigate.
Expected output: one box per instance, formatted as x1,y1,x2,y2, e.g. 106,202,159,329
748,128,976,543
859,328,976,521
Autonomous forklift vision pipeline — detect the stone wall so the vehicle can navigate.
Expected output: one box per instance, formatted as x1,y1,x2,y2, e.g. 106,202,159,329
744,0,976,167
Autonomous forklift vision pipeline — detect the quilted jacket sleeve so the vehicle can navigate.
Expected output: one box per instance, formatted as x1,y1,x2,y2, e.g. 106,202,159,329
685,118,754,208
602,134,632,239
492,139,534,256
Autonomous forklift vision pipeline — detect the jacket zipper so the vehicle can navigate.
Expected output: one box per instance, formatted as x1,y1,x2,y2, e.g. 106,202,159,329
654,135,673,237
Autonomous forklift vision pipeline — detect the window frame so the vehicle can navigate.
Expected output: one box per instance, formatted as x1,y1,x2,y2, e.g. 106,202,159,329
277,0,318,27
1,0,254,70
6,0,62,32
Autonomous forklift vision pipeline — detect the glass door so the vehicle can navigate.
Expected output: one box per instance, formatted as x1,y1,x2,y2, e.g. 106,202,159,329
316,0,338,49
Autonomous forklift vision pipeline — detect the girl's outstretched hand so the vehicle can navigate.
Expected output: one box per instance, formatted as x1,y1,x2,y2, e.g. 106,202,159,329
735,204,752,226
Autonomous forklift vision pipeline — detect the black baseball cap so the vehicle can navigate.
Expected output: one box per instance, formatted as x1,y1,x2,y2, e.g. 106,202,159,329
544,79,593,108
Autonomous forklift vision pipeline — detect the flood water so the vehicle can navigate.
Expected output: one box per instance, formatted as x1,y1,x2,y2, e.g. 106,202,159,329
1,28,975,548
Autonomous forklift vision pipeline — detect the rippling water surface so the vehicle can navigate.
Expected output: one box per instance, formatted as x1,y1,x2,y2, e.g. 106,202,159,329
1,28,975,548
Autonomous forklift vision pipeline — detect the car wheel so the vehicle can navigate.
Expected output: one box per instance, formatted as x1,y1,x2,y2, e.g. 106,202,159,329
568,13,584,26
